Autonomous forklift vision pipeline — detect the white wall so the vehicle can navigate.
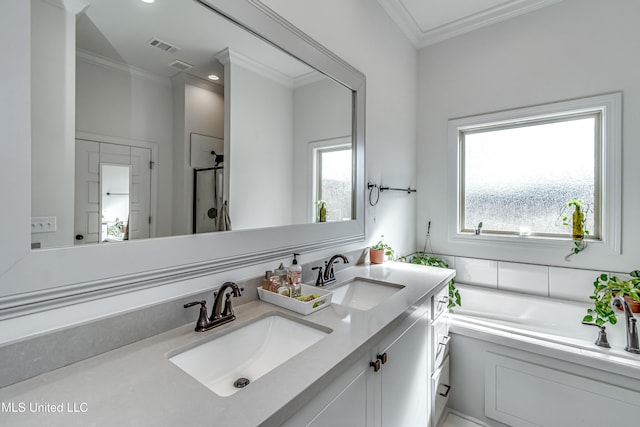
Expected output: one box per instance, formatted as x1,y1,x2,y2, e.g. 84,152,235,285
77,58,174,238
31,0,75,248
292,77,353,224
417,0,640,271
0,0,30,276
262,0,419,256
228,62,294,230
171,78,224,235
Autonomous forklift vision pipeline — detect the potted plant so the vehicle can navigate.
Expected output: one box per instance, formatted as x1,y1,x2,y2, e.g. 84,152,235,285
406,252,461,310
370,235,394,264
583,270,640,326
560,199,590,257
316,200,327,223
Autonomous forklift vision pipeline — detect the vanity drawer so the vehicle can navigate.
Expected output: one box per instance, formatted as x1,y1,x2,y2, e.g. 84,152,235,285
432,355,451,426
432,285,449,320
433,320,450,369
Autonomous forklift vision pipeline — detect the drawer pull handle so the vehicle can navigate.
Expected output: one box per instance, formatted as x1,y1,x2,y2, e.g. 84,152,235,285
377,353,388,364
439,384,451,397
370,359,381,372
437,295,449,308
438,335,451,347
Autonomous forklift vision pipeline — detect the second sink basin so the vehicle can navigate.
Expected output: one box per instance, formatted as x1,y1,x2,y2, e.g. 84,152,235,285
330,277,405,311
169,314,330,397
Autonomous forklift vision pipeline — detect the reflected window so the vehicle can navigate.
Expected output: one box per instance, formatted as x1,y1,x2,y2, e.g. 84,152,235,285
312,139,352,222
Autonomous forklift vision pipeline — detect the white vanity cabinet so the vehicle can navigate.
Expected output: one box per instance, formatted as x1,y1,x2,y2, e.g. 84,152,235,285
283,300,433,427
430,285,451,427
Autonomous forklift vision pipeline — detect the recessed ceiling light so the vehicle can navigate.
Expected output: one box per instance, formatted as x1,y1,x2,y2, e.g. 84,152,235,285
141,0,155,4
208,75,220,81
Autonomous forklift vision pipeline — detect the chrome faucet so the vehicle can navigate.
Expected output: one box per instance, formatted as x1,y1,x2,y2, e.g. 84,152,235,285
323,254,349,285
612,296,640,354
184,282,243,332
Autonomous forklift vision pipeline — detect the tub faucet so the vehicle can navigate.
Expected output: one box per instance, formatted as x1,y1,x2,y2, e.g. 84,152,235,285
612,296,640,354
184,282,243,332
323,254,349,285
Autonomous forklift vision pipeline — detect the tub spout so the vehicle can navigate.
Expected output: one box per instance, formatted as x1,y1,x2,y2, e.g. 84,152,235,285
612,296,640,354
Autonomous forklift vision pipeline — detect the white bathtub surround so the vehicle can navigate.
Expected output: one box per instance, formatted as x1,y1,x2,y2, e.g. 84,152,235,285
453,257,498,288
497,261,548,296
548,266,607,302
446,284,640,426
439,255,625,303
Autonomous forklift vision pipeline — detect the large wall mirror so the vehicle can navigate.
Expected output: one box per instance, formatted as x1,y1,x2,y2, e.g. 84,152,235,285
33,0,355,249
0,0,364,316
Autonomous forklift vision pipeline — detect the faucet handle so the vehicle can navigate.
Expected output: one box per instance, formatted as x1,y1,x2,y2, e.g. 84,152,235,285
312,266,324,286
222,293,235,318
184,300,210,332
581,321,611,348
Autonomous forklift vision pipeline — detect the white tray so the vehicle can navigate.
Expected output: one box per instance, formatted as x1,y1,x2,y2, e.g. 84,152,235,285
257,284,332,315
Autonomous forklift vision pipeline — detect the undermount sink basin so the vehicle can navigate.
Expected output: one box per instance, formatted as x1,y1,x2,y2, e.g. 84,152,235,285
330,277,405,311
169,314,329,397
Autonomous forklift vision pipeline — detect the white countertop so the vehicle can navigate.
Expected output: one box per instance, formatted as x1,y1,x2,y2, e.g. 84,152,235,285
0,262,454,427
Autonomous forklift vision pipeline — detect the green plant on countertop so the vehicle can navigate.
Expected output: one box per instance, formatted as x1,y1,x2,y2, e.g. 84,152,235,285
407,252,461,311
559,199,591,259
371,235,395,260
583,270,640,326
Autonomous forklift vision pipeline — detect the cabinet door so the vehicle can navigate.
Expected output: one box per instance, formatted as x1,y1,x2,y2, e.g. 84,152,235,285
379,313,431,427
283,353,373,427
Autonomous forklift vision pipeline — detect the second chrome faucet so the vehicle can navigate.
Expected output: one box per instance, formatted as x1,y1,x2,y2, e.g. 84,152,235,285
184,282,243,332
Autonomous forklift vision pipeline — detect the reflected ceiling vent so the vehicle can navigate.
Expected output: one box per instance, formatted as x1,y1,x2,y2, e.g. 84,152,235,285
147,37,179,53
168,60,193,71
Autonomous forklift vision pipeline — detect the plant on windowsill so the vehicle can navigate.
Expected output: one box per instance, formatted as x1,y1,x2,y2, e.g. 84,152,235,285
370,235,395,264
316,200,327,223
583,270,640,326
559,199,591,260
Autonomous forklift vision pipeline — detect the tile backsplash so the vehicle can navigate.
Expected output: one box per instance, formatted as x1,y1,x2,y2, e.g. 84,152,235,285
454,257,498,288
447,255,619,303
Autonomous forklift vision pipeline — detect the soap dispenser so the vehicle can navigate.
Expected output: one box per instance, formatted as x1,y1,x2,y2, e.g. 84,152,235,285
288,253,302,297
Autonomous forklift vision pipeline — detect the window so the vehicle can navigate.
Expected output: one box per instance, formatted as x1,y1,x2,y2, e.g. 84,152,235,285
311,138,353,222
448,93,621,252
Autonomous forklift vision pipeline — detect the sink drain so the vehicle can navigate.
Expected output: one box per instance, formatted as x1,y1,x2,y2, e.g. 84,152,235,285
233,377,250,389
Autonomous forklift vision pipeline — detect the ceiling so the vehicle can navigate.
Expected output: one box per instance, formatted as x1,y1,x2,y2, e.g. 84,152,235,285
376,0,564,47
76,0,315,85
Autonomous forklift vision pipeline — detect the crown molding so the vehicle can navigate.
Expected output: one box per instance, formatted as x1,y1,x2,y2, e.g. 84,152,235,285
215,47,294,88
377,0,565,48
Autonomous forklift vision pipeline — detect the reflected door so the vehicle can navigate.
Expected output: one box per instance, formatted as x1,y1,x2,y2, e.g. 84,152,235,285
74,140,151,244
74,140,100,244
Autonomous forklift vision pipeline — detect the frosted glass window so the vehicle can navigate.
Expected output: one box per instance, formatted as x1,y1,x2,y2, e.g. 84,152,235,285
317,146,353,221
461,115,599,238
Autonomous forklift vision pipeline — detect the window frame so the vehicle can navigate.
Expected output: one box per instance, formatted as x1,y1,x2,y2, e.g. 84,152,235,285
308,136,353,223
447,93,621,254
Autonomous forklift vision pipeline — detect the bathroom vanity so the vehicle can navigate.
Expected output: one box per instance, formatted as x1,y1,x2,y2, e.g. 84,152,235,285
0,262,454,427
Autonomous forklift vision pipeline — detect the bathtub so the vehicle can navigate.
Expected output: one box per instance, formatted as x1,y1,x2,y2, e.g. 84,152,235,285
444,284,640,426
445,284,640,369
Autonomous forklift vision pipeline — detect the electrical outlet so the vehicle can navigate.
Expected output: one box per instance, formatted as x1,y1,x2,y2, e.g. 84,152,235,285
31,216,57,233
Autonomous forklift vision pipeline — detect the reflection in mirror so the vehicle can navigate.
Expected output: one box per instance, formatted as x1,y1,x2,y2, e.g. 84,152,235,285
31,0,354,250
100,164,130,242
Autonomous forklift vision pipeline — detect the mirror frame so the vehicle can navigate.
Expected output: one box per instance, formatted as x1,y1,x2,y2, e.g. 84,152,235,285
0,0,365,318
